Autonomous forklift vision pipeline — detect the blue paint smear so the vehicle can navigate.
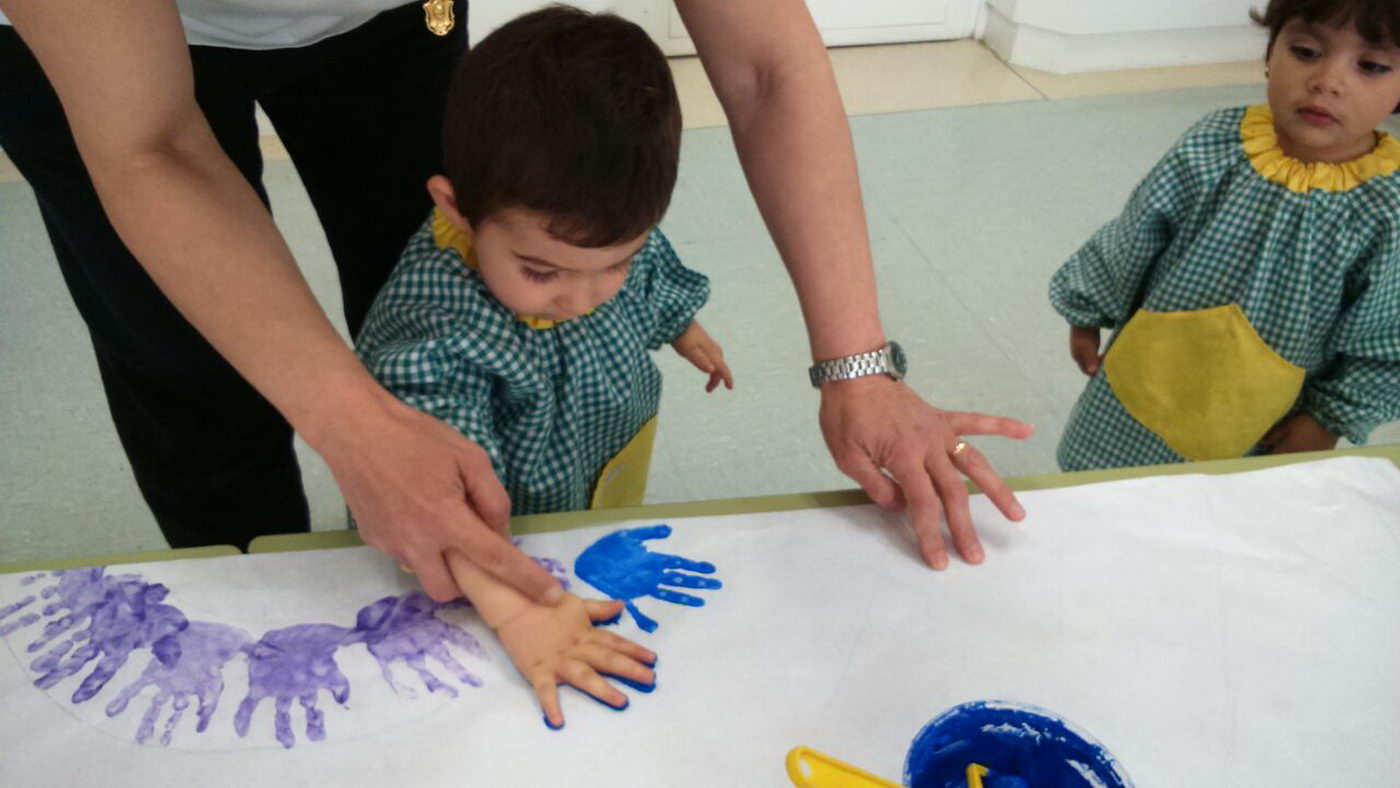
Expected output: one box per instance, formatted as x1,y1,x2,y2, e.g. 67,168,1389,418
601,672,656,694
573,524,722,632
903,701,1132,788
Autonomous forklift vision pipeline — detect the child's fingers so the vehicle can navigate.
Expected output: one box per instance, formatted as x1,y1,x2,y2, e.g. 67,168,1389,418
1073,347,1098,376
561,660,629,709
705,371,722,392
530,671,564,730
693,349,716,373
717,359,734,389
584,598,626,623
590,628,656,665
574,642,655,687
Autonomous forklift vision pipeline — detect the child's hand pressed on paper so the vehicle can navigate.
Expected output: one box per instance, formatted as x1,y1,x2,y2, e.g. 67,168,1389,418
671,321,734,392
445,552,657,729
1259,411,1339,454
494,594,656,729
1069,326,1104,376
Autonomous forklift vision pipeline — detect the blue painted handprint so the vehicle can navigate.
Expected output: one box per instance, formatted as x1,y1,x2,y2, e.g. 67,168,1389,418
574,524,722,632
233,623,355,749
104,621,253,746
354,592,486,698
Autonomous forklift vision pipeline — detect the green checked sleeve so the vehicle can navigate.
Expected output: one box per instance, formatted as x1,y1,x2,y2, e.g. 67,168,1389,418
628,229,710,349
356,242,509,479
1049,135,1198,329
1301,249,1400,444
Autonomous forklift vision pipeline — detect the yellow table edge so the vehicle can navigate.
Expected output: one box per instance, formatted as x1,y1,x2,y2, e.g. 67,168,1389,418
245,444,1400,555
4,445,1393,568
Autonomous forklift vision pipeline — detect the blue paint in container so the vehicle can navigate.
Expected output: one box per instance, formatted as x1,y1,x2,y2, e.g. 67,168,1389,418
903,701,1132,788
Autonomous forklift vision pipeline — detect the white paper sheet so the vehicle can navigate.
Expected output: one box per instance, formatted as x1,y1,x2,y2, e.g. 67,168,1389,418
2,457,1398,786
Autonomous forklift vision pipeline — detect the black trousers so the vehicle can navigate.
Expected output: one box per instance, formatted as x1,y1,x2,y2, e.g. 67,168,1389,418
0,2,466,550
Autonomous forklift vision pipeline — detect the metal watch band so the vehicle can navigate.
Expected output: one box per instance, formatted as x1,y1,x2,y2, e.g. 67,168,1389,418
809,345,897,387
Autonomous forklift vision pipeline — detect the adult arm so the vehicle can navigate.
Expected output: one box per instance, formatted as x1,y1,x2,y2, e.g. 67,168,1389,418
675,0,1031,568
1,0,559,603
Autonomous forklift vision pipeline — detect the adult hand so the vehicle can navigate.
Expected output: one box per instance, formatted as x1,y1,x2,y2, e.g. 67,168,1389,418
1069,326,1104,376
819,377,1034,569
314,391,563,606
1259,411,1338,454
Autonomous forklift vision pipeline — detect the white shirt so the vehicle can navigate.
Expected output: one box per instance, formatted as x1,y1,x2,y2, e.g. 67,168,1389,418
0,1,411,49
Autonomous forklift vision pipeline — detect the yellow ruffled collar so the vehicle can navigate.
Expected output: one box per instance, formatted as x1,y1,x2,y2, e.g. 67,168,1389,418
431,209,564,330
1241,104,1400,193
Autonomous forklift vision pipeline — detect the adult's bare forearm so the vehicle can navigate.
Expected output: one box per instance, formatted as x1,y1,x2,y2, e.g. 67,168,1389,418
725,85,884,361
89,136,380,445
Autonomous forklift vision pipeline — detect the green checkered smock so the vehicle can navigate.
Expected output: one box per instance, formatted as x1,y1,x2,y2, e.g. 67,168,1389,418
1051,105,1400,471
357,214,708,514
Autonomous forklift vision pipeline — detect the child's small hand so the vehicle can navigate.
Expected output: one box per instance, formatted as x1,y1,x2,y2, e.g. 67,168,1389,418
1069,326,1103,376
671,320,734,393
1259,411,1338,455
494,593,657,729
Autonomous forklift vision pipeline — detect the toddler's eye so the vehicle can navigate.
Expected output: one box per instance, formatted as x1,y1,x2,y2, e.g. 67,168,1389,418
1360,60,1393,75
1289,45,1320,60
522,267,557,283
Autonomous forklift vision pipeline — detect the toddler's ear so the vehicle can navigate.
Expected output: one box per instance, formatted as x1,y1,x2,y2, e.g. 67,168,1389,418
427,175,473,234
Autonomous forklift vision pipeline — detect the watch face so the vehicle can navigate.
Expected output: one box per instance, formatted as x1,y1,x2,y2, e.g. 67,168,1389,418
888,341,907,378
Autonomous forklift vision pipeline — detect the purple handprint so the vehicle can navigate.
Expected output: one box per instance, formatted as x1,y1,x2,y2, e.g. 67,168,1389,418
354,592,486,698
516,540,571,592
104,621,253,746
233,623,355,749
27,573,188,704
11,568,120,649
574,524,722,632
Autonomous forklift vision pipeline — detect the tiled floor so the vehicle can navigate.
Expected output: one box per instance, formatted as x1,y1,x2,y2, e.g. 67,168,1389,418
1,41,1393,563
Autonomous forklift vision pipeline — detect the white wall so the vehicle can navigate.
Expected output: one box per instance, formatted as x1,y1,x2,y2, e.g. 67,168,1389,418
984,0,1269,72
471,1,980,53
989,0,1260,35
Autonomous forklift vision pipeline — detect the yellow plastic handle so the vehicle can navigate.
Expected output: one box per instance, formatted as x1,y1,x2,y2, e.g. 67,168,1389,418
786,746,902,788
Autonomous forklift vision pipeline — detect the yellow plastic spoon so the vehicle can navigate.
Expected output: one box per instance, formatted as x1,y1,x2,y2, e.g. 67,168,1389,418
785,746,902,788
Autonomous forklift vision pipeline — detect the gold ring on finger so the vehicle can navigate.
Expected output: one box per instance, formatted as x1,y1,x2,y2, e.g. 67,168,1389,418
951,440,970,457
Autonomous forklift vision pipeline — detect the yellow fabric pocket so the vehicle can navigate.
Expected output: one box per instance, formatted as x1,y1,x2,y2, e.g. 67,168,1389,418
590,416,658,509
1103,304,1304,461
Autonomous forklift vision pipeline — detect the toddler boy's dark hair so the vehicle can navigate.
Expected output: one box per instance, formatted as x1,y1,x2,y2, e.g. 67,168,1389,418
442,4,682,247
1251,0,1400,57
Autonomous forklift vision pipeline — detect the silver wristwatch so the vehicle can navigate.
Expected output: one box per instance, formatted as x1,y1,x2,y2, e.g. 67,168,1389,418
808,341,907,387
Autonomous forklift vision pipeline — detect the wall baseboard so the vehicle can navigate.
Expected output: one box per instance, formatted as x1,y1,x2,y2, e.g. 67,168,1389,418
983,4,1266,74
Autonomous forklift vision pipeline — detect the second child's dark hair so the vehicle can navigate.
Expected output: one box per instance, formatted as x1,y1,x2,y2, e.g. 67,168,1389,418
1251,0,1400,57
441,5,682,247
